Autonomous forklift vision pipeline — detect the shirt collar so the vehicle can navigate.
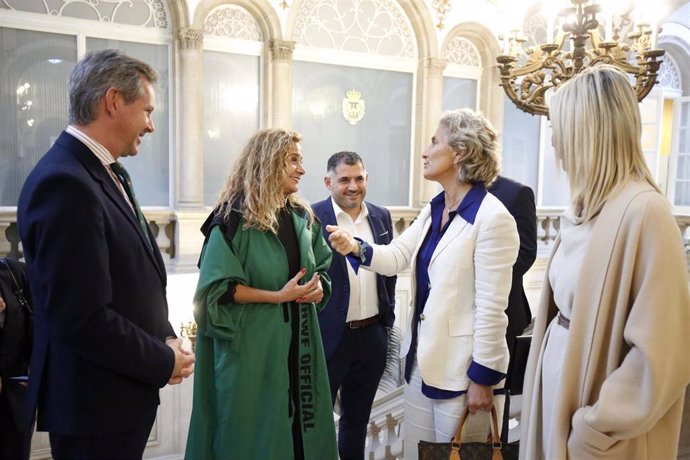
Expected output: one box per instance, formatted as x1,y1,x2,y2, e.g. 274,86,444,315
430,182,487,225
66,125,116,167
330,197,369,223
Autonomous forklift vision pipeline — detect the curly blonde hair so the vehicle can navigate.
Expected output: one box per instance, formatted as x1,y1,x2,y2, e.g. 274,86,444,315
215,128,314,233
439,108,500,186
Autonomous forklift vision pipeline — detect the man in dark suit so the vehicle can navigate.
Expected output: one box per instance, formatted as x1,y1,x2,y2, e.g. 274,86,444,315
312,152,396,460
17,49,194,460
488,175,537,443
0,258,32,460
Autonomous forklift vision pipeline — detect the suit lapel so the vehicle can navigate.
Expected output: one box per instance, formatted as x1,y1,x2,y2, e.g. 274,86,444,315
60,132,166,283
429,215,469,266
366,205,390,244
323,200,349,275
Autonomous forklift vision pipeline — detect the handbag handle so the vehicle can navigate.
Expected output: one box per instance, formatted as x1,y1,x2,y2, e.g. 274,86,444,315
0,258,32,315
449,405,503,460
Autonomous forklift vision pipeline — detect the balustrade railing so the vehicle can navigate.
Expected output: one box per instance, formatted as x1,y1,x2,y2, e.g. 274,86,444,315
0,210,177,262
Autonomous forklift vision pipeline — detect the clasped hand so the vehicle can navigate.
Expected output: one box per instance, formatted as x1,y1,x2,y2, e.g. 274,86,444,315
278,268,324,304
167,337,195,385
325,225,358,256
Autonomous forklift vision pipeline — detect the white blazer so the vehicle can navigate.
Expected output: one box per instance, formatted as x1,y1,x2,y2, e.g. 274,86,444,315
366,192,519,391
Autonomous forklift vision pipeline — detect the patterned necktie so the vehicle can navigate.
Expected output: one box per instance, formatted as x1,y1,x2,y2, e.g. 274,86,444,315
110,161,150,241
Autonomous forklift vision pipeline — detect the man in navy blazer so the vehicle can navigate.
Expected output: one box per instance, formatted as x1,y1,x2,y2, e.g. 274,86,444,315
17,49,194,460
312,152,396,460
488,175,537,442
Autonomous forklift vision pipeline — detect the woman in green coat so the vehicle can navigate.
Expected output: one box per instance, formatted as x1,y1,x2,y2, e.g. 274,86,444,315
185,129,337,460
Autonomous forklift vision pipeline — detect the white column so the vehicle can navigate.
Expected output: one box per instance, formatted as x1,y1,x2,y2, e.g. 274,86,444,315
413,57,447,206
172,28,207,271
266,40,296,129
175,28,204,208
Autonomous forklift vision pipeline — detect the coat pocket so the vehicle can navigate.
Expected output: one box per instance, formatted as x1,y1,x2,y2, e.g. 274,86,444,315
448,313,474,337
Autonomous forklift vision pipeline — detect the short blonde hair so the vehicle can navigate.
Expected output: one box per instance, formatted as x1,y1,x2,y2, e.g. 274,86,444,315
439,108,500,186
216,128,313,232
550,65,658,221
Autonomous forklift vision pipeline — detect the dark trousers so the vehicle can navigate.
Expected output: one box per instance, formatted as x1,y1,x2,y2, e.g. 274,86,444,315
0,429,32,460
327,322,387,460
50,428,152,460
0,391,33,460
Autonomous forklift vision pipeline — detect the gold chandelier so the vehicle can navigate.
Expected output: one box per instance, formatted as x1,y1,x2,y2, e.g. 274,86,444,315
496,0,666,116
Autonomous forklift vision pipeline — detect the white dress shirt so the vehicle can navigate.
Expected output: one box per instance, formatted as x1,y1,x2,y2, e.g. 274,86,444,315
65,125,135,213
330,198,379,322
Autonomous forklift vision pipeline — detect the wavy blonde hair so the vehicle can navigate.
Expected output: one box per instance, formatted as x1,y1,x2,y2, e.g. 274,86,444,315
550,65,658,222
216,128,314,233
439,108,500,186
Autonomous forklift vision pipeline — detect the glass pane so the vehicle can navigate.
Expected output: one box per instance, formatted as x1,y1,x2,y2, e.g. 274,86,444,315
87,39,170,206
0,28,76,207
675,102,690,207
675,181,690,207
203,51,260,206
677,157,685,180
540,121,570,207
442,77,477,111
499,98,539,195
293,61,412,206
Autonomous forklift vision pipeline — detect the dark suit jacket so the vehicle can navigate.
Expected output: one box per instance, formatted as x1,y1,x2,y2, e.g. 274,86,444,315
0,259,31,431
488,176,537,346
312,198,396,359
17,131,175,435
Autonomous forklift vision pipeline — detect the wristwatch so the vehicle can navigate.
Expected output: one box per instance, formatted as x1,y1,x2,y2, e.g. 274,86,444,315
355,239,370,264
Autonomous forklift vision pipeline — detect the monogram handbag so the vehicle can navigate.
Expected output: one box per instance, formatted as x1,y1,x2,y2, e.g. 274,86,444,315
418,405,518,460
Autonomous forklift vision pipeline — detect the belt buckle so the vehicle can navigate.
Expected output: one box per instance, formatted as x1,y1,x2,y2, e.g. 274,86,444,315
348,321,360,329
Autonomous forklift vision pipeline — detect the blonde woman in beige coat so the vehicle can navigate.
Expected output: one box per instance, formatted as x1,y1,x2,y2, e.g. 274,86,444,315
520,65,690,459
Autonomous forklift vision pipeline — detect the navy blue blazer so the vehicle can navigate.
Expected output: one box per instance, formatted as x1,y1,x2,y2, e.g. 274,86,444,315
488,176,537,344
17,131,175,435
312,199,396,359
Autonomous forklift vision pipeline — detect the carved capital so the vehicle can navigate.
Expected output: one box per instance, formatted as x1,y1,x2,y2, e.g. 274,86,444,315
425,58,448,71
176,28,204,51
270,40,296,60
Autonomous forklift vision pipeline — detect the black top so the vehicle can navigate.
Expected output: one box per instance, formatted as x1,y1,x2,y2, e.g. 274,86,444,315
277,205,301,278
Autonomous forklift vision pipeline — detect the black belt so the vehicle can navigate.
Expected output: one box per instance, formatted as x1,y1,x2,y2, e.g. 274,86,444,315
557,311,570,329
346,315,379,329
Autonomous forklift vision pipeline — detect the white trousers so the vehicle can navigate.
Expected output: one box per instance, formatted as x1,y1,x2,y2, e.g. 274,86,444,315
403,362,504,460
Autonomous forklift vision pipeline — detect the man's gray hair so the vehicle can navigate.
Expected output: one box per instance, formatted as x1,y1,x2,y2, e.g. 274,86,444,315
68,49,158,125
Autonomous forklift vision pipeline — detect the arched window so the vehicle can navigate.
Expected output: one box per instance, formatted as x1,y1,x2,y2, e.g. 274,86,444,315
442,36,481,112
0,0,172,206
202,4,262,205
290,0,417,205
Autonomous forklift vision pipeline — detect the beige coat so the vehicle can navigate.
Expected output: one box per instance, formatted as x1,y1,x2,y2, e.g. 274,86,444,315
520,181,690,460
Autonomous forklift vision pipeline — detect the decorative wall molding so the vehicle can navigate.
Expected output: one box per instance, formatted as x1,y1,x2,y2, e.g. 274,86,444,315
204,4,263,41
270,39,296,60
0,0,168,28
659,53,683,90
443,36,481,67
424,57,448,72
293,0,416,58
177,28,204,50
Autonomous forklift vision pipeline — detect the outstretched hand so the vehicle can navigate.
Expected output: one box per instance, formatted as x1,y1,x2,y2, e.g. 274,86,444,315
277,268,323,304
326,225,358,256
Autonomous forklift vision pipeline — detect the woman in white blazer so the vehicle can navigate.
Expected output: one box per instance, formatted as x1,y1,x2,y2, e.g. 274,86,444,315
328,108,519,459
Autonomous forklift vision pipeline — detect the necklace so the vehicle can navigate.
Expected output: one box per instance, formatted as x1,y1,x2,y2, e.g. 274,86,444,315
444,193,464,212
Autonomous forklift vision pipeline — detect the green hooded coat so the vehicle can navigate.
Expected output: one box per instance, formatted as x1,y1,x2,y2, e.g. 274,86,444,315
185,205,337,460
